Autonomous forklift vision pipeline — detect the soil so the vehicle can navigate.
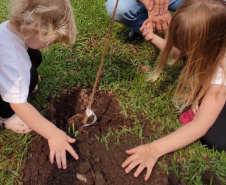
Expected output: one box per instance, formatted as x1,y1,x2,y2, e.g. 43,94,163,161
20,87,222,185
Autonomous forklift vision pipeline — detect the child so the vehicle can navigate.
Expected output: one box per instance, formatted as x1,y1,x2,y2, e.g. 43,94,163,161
122,0,226,181
0,0,78,169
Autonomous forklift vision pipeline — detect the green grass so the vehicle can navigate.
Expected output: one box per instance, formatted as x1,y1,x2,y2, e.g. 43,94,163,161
0,0,226,184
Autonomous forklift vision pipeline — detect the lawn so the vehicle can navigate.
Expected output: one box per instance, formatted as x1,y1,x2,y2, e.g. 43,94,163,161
0,0,225,184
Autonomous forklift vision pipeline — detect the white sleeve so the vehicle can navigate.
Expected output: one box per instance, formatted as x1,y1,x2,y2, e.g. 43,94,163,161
211,66,226,86
0,49,29,103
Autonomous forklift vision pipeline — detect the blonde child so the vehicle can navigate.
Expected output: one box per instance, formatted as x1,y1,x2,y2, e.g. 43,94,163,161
0,0,78,169
122,0,226,180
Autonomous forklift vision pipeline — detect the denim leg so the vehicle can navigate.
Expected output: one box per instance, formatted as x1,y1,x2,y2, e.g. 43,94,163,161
105,0,147,33
105,0,184,33
168,0,185,11
105,0,185,33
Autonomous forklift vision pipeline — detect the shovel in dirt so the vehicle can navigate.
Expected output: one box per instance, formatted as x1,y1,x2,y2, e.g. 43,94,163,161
80,0,120,128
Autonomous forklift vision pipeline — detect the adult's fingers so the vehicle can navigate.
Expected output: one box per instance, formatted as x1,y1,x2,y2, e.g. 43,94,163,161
60,150,67,169
155,0,168,15
148,13,153,26
162,21,168,33
156,22,162,34
56,152,62,169
66,144,79,160
154,0,160,15
148,0,154,11
49,150,55,164
163,0,170,13
166,14,172,25
158,0,164,15
152,22,157,33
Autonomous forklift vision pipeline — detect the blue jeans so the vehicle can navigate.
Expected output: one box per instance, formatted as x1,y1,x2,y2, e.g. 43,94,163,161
105,0,184,33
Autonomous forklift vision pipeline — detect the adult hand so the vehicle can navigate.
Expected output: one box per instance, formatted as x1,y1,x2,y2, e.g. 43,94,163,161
142,0,170,15
122,143,159,181
148,9,172,34
48,129,79,169
151,0,170,15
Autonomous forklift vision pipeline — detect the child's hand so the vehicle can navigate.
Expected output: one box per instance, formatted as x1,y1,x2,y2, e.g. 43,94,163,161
122,143,159,181
140,19,154,41
47,129,79,169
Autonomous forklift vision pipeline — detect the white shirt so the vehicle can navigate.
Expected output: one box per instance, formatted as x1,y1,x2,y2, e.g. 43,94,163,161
212,55,226,86
0,21,31,103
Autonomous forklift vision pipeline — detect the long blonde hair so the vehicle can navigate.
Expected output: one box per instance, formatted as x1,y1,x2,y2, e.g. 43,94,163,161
150,0,226,112
9,0,77,45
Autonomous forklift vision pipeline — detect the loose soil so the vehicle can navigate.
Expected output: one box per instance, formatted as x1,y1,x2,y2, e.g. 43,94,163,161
20,87,222,185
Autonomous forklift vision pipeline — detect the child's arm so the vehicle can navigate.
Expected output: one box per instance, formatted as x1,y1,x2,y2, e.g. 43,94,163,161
10,102,79,169
140,19,180,59
122,84,226,180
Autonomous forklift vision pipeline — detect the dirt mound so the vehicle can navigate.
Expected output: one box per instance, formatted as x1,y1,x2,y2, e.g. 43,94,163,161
19,87,222,185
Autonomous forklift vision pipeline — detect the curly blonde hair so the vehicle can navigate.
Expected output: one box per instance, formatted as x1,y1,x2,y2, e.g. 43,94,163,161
149,0,226,112
9,0,77,45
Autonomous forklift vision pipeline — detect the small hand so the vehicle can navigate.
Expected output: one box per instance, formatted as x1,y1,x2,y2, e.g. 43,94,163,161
122,144,159,181
48,129,79,169
140,20,154,41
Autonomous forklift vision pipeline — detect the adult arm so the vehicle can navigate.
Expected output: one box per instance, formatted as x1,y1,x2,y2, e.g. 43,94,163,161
122,84,226,180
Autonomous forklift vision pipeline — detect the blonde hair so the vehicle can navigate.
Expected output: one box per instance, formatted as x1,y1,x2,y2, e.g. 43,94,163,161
149,0,226,112
9,0,77,45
